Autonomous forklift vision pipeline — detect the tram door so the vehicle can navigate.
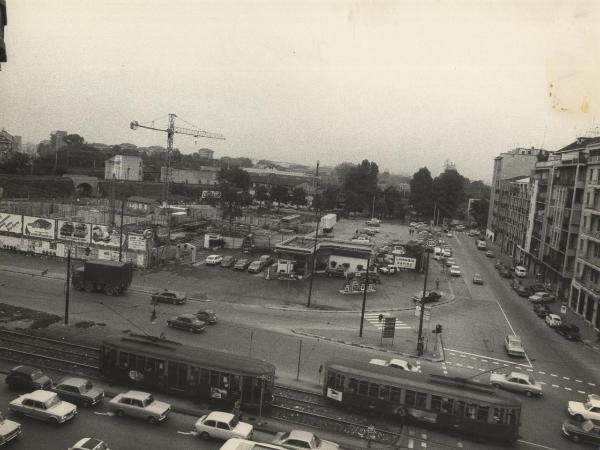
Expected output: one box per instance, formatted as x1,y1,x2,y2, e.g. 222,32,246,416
167,362,187,392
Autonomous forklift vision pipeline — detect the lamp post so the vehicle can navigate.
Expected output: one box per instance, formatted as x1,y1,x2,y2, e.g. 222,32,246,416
306,161,320,308
416,243,434,355
64,247,71,325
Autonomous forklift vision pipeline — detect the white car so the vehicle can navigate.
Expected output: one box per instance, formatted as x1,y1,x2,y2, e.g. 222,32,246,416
219,438,286,450
0,412,21,446
514,265,527,277
68,438,110,450
272,430,339,450
8,390,77,424
369,358,419,372
195,411,253,440
449,265,461,277
377,265,397,275
490,372,542,397
206,255,223,266
504,335,525,357
351,236,370,244
568,398,600,421
545,314,562,327
442,248,452,257
108,391,170,424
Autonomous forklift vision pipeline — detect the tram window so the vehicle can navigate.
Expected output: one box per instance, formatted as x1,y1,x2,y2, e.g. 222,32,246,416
405,390,416,406
358,381,369,395
368,383,379,398
441,398,453,413
416,392,427,408
199,368,210,384
119,352,129,368
335,374,345,390
493,408,505,424
211,371,221,387
327,373,336,388
506,409,516,425
431,395,442,411
390,387,401,402
454,400,465,416
465,403,477,420
379,386,390,401
231,375,241,389
349,378,358,393
477,405,490,422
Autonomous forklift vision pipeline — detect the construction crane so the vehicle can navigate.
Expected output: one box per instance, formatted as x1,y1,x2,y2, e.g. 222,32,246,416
130,113,225,259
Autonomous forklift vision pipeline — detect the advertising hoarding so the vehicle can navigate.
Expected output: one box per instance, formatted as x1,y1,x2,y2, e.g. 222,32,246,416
394,256,417,269
23,216,55,239
57,220,91,243
91,224,122,247
128,234,147,251
0,214,23,235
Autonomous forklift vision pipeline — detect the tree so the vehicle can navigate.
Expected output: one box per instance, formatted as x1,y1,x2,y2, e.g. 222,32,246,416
0,152,31,175
342,159,379,213
383,186,406,219
433,168,467,220
218,167,251,232
290,187,307,208
469,198,490,228
409,167,434,218
254,185,269,208
270,185,289,207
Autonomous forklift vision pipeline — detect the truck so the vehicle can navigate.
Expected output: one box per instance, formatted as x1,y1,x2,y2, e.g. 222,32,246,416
320,213,337,233
71,259,133,296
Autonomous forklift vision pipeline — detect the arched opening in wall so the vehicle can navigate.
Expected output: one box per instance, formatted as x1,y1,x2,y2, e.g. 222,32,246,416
76,183,93,197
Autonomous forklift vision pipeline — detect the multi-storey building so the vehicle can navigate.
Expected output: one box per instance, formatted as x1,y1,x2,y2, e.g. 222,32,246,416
0,0,6,67
487,147,549,242
0,129,21,157
160,166,219,185
493,176,531,263
570,137,600,329
105,155,143,181
197,148,214,159
50,131,68,152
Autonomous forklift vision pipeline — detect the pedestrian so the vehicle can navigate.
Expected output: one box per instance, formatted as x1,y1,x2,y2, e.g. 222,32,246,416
435,278,439,290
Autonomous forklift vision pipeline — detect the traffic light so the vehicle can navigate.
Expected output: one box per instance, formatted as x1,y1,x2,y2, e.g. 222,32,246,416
435,324,443,334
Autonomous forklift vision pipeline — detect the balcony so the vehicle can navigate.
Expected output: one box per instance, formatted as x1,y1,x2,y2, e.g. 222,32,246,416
580,254,600,271
573,276,600,296
581,229,600,242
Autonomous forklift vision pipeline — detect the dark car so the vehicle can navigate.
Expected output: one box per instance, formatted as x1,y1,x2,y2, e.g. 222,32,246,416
6,365,52,391
555,324,581,341
233,259,251,270
259,255,275,266
412,290,442,304
151,289,187,305
533,303,551,318
195,309,217,324
562,418,600,445
528,283,548,293
52,377,104,407
59,222,74,236
511,280,531,297
499,267,513,279
167,314,207,333
326,266,348,278
220,256,237,268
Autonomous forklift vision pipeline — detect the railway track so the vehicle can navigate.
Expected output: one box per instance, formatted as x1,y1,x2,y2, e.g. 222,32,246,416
0,328,100,376
272,385,402,444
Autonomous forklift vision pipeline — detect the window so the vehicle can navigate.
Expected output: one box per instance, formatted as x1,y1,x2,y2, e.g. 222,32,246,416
493,408,505,424
379,385,390,400
465,403,477,420
369,383,379,398
454,400,465,417
477,405,490,421
217,422,230,430
348,378,358,393
358,381,369,395
416,392,428,408
431,395,442,411
441,398,454,413
405,390,416,406
390,387,401,403
204,420,216,427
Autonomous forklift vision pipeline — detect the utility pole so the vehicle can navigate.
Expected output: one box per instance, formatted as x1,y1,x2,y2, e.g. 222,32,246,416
359,255,371,337
64,248,71,325
118,199,125,262
306,161,320,308
371,194,376,219
416,246,432,355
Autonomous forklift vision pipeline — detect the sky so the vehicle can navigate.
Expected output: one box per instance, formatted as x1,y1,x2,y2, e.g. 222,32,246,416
1,0,600,182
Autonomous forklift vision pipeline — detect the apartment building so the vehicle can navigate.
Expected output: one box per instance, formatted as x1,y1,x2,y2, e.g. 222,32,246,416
493,177,531,264
105,155,144,181
571,137,600,329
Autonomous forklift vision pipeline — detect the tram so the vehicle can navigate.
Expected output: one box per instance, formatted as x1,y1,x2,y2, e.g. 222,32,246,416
100,334,275,409
323,359,521,444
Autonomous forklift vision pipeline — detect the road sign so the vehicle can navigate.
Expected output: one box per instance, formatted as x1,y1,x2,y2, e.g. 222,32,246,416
426,240,436,247
415,305,431,320
382,317,396,338
560,305,567,314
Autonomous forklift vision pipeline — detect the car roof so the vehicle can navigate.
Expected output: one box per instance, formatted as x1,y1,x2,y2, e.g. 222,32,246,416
286,430,315,441
177,313,197,320
10,365,39,374
206,411,235,421
58,377,88,386
73,438,104,450
25,390,57,402
548,314,560,319
507,372,530,380
121,390,151,400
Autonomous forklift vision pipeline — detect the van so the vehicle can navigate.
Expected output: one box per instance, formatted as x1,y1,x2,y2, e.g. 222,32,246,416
476,240,487,250
433,247,444,260
514,266,527,277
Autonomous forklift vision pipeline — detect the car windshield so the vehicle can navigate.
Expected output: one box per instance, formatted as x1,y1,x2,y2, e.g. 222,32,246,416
84,381,93,391
311,436,321,448
229,416,238,427
508,337,520,345
142,395,154,407
45,395,60,408
30,369,43,379
584,402,593,410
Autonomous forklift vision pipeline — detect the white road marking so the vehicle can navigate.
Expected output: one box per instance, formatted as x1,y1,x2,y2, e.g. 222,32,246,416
177,431,197,436
565,387,572,391
563,376,570,380
364,313,411,330
94,411,115,416
575,379,582,383
550,374,558,378
538,371,546,374
517,440,558,449
578,390,586,394
589,383,596,386
445,348,532,367
552,384,559,388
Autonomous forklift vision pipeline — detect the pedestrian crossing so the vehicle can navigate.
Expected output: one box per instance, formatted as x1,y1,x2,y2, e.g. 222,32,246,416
364,313,411,330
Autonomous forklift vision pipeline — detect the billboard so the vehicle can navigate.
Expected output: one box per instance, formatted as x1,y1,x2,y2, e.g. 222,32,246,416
91,224,122,247
128,234,147,251
0,214,23,235
57,220,91,243
23,216,55,239
394,256,417,270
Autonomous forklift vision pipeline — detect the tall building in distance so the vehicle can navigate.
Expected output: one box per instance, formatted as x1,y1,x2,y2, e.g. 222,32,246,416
0,129,21,157
50,130,68,152
197,148,214,159
105,155,143,181
0,0,7,68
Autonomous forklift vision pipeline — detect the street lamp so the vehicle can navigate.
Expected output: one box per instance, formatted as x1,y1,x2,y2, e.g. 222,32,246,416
416,245,433,355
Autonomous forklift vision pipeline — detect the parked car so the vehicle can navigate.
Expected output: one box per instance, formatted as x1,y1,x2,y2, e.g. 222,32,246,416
233,259,251,271
108,391,170,424
194,411,253,440
8,390,77,424
0,412,21,446
499,267,513,279
533,303,551,318
220,256,238,268
272,430,339,450
529,292,555,304
365,227,379,234
412,290,441,303
68,438,110,450
377,265,397,275
259,255,275,266
369,358,419,372
545,314,562,327
220,439,285,450
167,314,207,333
326,266,347,278
445,258,456,267
351,236,370,244
151,289,187,305
247,261,264,273
495,261,505,270
562,418,600,445
556,324,581,341
504,335,525,357
449,265,461,277
568,397,600,421
205,255,223,266
512,281,530,297
485,250,494,258
529,283,548,293
195,309,217,324
365,218,381,226
442,248,452,257
472,273,484,285
514,266,527,277
5,365,52,391
52,377,104,407
489,372,542,397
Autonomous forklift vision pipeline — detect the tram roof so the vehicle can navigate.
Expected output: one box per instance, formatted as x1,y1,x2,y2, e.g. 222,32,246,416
103,334,276,376
326,359,521,407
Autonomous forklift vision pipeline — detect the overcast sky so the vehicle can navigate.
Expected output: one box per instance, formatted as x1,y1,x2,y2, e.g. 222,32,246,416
1,0,599,181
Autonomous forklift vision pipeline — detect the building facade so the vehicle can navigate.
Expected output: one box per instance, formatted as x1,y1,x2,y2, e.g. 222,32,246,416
105,155,143,181
197,148,214,159
0,129,20,157
161,166,219,185
0,0,6,67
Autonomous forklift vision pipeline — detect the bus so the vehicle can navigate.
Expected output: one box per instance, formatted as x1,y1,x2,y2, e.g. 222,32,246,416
323,359,521,444
100,334,275,409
